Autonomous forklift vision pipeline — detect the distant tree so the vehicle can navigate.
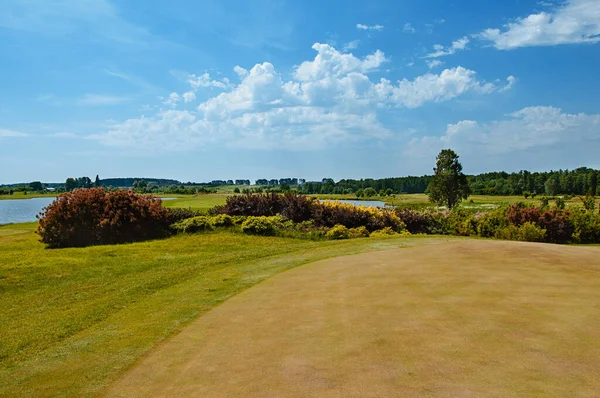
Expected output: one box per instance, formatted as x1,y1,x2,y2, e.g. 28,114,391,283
29,181,44,191
363,188,377,197
545,175,560,196
385,188,393,196
65,178,77,191
355,189,364,198
233,187,240,193
95,175,101,187
427,149,471,208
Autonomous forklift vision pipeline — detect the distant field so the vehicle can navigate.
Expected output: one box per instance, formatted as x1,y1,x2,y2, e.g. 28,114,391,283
0,222,443,397
0,192,57,200
160,194,229,212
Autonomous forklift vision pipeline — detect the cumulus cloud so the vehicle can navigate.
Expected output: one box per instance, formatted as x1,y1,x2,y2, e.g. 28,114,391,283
356,23,384,31
477,0,600,49
407,106,600,160
90,42,512,151
380,67,513,108
425,36,470,58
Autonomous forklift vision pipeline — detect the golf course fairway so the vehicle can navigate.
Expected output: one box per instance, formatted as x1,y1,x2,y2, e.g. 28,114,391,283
108,240,600,397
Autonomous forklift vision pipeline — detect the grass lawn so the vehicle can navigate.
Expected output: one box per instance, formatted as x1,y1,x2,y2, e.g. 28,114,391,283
0,222,446,397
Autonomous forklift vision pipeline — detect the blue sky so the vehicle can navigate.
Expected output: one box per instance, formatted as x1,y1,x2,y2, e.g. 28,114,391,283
1,0,599,183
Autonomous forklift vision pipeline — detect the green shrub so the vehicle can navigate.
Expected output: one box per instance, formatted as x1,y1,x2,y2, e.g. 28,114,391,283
348,226,370,238
370,227,398,237
571,210,600,243
580,195,596,212
325,224,350,240
518,222,547,242
240,216,276,236
495,222,546,242
555,197,566,210
476,208,508,238
171,216,213,233
166,207,203,224
210,214,234,227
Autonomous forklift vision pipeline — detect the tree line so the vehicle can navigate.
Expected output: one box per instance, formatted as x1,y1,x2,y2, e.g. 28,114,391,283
3,167,599,197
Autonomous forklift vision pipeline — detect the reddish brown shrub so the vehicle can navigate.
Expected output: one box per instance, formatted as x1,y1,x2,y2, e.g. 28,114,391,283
37,188,171,248
506,203,541,226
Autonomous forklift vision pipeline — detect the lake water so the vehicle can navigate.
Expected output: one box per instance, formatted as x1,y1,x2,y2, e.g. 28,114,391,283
0,197,56,225
319,199,390,208
0,197,175,225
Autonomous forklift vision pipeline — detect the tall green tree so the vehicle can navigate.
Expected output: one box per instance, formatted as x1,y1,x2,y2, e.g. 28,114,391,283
427,149,471,208
95,175,101,187
65,178,77,191
29,181,44,191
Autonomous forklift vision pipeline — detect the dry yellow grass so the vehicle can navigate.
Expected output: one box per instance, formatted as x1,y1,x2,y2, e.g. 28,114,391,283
108,240,600,398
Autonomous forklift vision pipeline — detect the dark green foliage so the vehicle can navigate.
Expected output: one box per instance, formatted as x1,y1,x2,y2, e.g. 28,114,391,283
427,149,471,208
554,197,566,209
580,195,596,212
363,188,377,197
29,181,44,191
37,188,171,248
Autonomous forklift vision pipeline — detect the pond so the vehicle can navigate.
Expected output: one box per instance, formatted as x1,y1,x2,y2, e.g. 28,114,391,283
0,196,176,225
0,197,56,225
319,199,390,208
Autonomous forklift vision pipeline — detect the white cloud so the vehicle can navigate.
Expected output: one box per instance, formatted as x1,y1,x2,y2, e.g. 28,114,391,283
499,76,518,92
91,43,512,151
477,0,600,49
163,92,180,107
403,23,416,33
187,73,229,89
182,91,196,103
425,36,470,58
356,23,384,31
407,106,600,160
426,60,445,69
233,66,249,79
343,40,360,51
78,94,130,106
0,128,29,138
294,43,386,82
383,67,513,108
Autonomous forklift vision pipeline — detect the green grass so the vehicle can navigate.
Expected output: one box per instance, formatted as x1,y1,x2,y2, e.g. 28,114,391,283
0,222,446,397
0,192,57,200
160,194,229,212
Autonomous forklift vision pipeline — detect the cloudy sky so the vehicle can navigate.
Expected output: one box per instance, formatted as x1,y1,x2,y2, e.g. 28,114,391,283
1,0,599,183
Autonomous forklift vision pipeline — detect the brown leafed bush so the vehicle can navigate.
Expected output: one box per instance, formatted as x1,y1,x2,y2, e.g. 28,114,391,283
37,188,171,248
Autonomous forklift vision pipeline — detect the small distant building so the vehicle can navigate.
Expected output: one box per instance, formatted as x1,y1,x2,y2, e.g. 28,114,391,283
45,187,56,192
